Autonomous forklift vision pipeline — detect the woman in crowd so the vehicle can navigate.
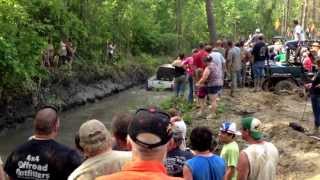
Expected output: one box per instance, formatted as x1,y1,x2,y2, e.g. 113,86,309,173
197,56,223,119
172,54,187,97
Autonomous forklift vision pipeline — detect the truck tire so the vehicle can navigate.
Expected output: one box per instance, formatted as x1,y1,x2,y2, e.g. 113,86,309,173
262,79,272,91
274,80,298,94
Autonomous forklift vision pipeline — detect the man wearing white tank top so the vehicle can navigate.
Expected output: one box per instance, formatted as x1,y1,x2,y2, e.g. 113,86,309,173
237,117,279,180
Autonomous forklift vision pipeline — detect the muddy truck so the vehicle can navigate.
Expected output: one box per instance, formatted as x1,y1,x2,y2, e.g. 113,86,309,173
262,40,319,94
262,64,315,94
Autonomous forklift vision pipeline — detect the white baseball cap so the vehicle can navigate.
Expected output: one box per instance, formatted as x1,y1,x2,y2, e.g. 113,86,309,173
220,122,241,136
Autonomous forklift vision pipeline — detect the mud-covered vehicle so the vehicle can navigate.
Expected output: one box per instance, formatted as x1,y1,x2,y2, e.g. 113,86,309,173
146,64,175,90
262,64,314,94
260,39,320,94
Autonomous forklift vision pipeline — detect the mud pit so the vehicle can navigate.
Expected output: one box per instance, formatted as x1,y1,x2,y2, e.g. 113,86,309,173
188,88,320,180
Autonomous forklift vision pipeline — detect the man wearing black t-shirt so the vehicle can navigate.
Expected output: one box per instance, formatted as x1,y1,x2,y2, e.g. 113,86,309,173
165,127,193,177
305,57,320,135
252,35,268,91
5,107,82,180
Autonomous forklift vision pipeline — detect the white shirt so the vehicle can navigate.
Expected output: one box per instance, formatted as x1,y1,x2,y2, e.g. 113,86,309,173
243,142,279,180
68,151,131,180
294,25,305,41
59,41,67,56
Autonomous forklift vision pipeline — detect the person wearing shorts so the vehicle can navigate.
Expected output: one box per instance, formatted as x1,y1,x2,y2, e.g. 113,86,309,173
253,61,265,79
252,35,268,91
206,86,222,95
197,56,223,119
195,68,207,116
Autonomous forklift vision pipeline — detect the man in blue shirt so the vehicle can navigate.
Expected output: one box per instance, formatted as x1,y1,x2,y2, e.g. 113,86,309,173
183,127,225,180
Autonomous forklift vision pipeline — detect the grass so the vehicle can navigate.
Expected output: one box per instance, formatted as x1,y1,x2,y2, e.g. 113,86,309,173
160,96,229,125
160,97,194,125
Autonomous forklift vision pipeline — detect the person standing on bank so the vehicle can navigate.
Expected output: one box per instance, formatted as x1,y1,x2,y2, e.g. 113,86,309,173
172,54,187,97
183,55,196,103
251,35,268,92
197,56,223,119
227,41,242,96
293,20,305,42
305,53,320,135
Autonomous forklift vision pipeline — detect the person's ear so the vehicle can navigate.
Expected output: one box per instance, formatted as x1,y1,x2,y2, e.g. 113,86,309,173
168,138,175,147
126,135,132,150
53,118,60,133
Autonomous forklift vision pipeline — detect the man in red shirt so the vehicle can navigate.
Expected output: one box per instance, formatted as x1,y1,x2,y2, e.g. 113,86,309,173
193,43,208,70
96,108,182,180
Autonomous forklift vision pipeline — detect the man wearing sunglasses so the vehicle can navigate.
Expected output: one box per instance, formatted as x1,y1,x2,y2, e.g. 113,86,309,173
97,108,182,180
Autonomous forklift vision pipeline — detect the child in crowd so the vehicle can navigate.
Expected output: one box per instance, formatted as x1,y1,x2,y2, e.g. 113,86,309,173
219,122,241,180
111,113,133,151
195,69,206,116
168,108,187,150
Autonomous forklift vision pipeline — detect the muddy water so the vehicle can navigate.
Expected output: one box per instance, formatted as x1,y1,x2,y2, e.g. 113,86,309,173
0,87,171,159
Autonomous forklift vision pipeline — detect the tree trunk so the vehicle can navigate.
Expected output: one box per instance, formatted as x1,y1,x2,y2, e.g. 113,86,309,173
286,0,291,35
312,0,316,22
205,0,217,44
176,0,183,52
300,2,304,26
302,0,308,29
284,0,288,36
281,1,286,36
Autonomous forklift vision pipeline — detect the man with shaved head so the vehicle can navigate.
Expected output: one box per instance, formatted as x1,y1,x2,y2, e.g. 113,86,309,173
33,107,59,137
4,106,82,180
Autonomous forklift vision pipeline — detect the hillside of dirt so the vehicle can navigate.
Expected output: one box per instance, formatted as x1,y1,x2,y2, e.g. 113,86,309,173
187,89,320,180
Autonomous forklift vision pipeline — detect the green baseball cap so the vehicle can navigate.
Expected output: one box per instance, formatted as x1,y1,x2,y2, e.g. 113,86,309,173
241,117,263,140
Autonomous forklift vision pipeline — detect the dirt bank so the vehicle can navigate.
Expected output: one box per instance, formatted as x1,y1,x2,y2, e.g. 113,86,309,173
0,66,148,134
187,89,320,180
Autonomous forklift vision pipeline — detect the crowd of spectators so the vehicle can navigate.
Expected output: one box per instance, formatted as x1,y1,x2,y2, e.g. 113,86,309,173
0,105,279,180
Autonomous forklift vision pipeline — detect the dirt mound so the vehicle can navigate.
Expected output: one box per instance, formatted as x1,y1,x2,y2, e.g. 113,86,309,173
225,90,281,115
267,124,320,179
188,89,320,179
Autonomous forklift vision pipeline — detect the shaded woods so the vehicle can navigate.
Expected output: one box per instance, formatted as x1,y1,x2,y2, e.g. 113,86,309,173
1,0,319,98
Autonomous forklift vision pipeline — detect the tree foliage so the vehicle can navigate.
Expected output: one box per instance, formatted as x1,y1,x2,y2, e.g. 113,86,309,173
0,0,313,95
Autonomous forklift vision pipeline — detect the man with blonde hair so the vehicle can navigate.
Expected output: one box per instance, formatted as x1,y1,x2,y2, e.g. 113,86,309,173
68,119,131,180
